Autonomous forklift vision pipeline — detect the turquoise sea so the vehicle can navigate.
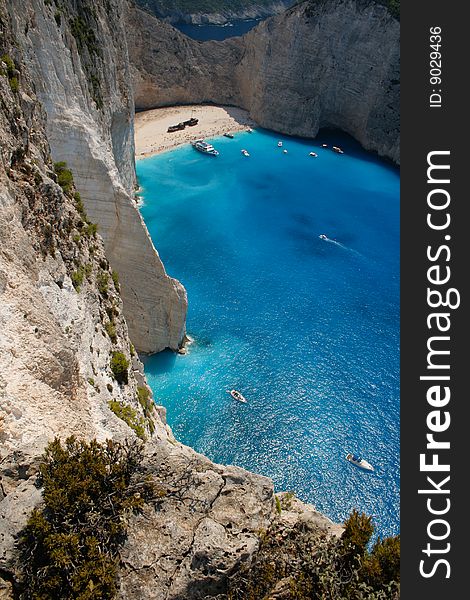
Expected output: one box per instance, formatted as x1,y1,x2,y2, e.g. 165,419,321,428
137,129,400,538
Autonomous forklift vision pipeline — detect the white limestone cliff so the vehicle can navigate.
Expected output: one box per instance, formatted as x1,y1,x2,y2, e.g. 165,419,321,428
7,0,187,354
128,0,400,163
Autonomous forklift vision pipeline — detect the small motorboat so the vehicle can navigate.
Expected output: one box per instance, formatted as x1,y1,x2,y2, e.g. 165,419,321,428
247,127,253,133
321,143,328,148
278,141,283,147
309,152,318,157
224,132,234,139
319,234,328,240
241,149,250,157
227,389,247,403
346,452,374,472
332,146,344,154
283,149,288,154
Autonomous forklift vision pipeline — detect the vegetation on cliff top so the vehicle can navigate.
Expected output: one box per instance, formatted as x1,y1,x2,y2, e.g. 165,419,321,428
304,0,399,20
136,0,294,17
18,437,154,599
138,0,399,21
228,509,400,599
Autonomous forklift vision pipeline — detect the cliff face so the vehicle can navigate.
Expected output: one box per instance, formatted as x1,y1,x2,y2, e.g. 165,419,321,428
1,3,343,597
0,6,169,590
7,0,187,354
135,0,295,25
238,0,400,162
128,0,400,163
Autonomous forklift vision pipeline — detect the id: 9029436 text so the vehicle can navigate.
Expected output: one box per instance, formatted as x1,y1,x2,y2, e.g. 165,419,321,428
429,26,442,109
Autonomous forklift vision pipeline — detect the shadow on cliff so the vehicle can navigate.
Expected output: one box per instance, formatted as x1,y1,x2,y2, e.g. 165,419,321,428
172,571,228,600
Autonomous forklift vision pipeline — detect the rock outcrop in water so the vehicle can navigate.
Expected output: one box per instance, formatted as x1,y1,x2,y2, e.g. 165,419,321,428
6,0,187,354
128,0,400,163
1,1,344,597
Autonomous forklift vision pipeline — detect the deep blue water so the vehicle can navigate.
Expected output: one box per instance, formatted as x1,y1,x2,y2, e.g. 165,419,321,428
137,129,400,538
175,19,261,40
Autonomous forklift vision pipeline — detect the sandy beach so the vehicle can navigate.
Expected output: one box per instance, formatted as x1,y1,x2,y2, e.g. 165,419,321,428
134,104,257,158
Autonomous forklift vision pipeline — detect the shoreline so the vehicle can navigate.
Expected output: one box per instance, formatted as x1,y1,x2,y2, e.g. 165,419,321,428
134,104,257,158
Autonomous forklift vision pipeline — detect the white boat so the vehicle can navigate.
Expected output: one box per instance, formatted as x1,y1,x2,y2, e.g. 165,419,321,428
247,127,253,133
278,141,283,147
283,149,288,154
309,152,318,157
319,234,328,240
192,139,219,156
227,389,247,403
224,132,234,139
346,452,374,472
241,149,250,157
332,146,344,154
322,143,328,148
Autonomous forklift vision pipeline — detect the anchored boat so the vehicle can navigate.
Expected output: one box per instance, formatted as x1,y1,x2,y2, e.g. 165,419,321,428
345,452,374,472
192,139,219,156
227,389,247,403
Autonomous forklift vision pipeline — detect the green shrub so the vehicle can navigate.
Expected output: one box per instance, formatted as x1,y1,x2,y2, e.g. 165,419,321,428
108,400,146,440
18,437,152,599
110,351,129,384
275,495,282,515
280,491,295,510
105,321,117,344
387,0,400,19
84,222,98,237
54,10,62,26
341,509,374,558
137,387,156,435
129,343,135,357
1,53,15,77
54,161,74,194
227,509,400,600
9,75,19,93
364,535,401,589
71,266,85,291
97,272,109,295
1,55,19,92
84,263,93,278
137,386,151,411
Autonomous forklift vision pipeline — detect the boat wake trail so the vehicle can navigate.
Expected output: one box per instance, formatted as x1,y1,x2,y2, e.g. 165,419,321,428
320,235,362,256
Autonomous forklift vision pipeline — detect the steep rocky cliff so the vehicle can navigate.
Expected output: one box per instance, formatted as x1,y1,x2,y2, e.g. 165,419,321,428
135,0,295,25
6,0,187,354
128,0,400,163
1,3,344,598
